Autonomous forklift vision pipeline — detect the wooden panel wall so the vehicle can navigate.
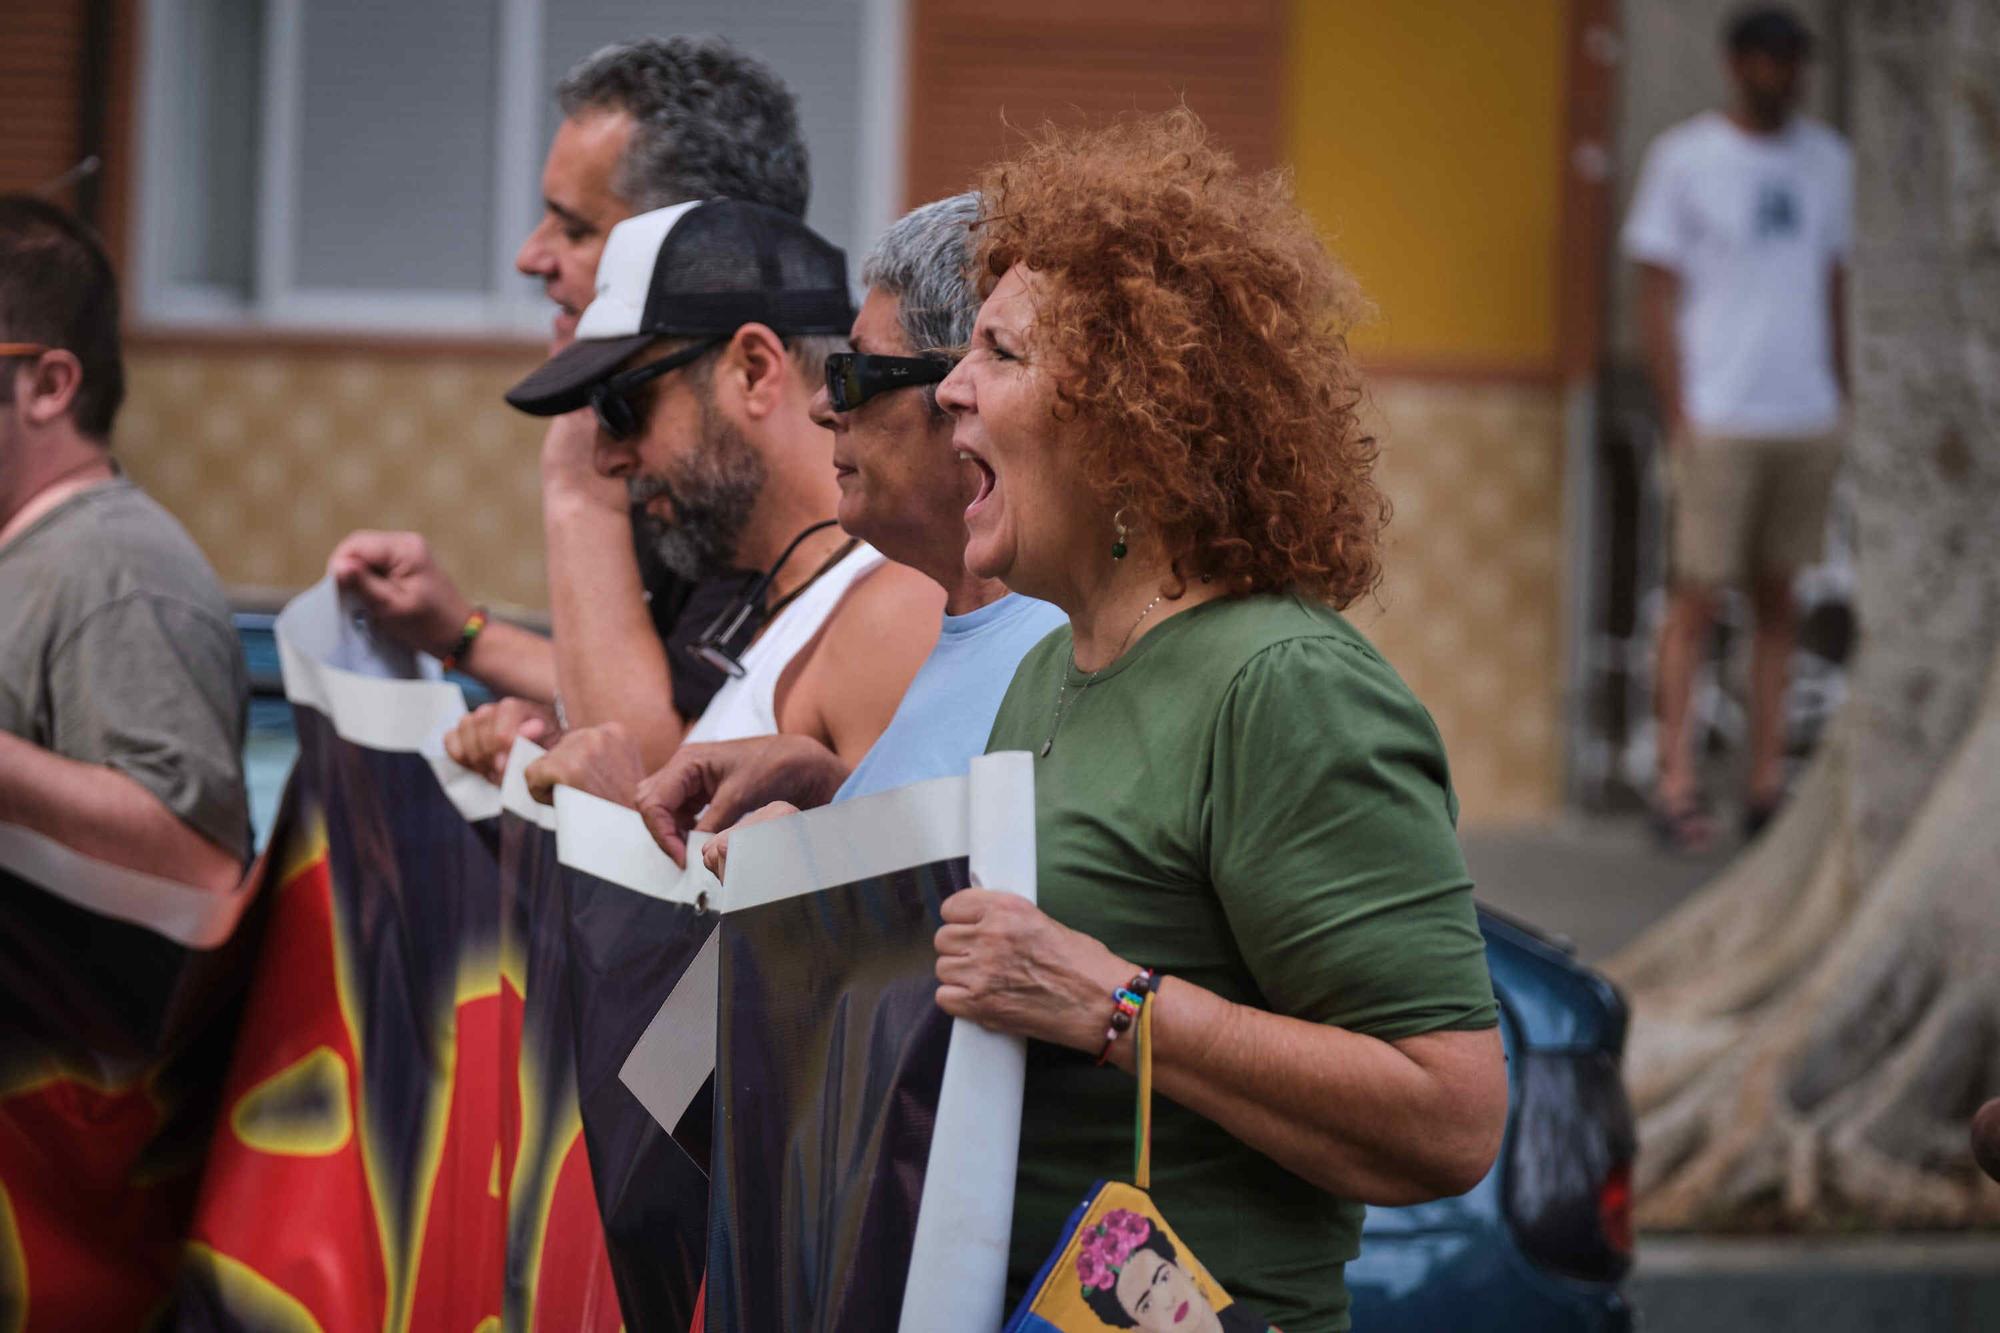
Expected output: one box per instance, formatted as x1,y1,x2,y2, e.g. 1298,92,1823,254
903,0,1285,207
0,0,86,196
0,0,135,271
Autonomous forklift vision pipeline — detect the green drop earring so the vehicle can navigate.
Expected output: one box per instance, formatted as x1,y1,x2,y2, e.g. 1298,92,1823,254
1111,509,1130,560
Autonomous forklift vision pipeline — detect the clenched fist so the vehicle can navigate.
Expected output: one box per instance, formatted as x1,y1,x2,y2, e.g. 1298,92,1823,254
328,530,472,658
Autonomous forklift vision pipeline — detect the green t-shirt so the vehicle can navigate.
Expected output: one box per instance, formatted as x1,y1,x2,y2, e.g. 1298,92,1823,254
986,591,1496,1333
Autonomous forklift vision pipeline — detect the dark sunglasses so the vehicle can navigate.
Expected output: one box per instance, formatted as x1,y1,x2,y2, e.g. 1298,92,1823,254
589,337,726,440
824,351,953,413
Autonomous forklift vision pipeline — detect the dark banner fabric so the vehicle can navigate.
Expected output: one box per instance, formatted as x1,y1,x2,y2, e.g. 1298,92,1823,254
673,756,1038,1333
559,862,715,1331
500,792,715,1333
704,856,968,1332
0,823,258,1331
492,801,629,1333
171,580,621,1331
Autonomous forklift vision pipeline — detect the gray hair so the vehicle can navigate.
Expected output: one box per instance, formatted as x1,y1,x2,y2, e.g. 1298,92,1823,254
556,36,810,218
860,192,982,358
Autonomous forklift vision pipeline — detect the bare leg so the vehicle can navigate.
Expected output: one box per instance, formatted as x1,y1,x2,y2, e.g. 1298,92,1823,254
1656,581,1717,813
1747,572,1798,808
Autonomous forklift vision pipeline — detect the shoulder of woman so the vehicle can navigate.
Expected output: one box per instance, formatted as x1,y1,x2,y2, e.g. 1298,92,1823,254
1217,609,1443,750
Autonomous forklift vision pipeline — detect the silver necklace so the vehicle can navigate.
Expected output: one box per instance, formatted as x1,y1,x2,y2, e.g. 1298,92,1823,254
1041,594,1164,757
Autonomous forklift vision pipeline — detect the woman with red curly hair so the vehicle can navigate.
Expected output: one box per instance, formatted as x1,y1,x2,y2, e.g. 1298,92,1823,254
929,112,1507,1332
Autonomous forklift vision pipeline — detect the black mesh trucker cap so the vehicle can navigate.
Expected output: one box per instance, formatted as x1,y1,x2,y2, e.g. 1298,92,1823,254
505,198,853,416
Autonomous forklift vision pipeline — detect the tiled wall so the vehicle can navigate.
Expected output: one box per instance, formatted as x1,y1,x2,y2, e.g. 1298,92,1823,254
117,346,1565,823
1354,376,1567,824
120,345,549,606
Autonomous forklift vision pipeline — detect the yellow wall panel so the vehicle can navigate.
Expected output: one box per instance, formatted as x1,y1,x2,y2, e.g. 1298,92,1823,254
1287,0,1567,367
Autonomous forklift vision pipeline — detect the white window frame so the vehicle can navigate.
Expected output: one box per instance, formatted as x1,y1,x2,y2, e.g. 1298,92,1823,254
133,0,906,337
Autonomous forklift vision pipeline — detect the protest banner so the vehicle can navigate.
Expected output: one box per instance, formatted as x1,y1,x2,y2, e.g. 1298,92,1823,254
0,813,258,1330
6,578,1034,1332
176,580,623,1329
621,753,1036,1333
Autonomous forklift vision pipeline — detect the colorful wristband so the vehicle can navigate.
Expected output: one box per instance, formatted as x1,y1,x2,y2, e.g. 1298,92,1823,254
440,606,488,672
1095,968,1157,1066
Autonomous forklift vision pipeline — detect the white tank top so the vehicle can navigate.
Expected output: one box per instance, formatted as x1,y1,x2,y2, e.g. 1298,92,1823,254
681,542,886,744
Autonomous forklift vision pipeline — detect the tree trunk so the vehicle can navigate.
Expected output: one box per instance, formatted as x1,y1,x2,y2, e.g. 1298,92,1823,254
1603,0,2000,1229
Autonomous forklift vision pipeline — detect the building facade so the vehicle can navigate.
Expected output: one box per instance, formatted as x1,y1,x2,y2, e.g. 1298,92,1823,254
6,0,1617,824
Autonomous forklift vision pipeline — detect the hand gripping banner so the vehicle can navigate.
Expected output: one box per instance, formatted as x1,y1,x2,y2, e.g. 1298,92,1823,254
617,754,1037,1333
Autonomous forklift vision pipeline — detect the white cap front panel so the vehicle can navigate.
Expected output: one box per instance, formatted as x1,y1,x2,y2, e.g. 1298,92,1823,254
572,199,704,341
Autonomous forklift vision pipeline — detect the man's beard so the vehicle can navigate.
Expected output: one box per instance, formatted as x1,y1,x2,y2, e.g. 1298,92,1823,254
628,394,766,582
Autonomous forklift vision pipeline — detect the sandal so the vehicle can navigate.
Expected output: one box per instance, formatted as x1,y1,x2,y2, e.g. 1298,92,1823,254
1741,792,1784,841
1650,790,1717,855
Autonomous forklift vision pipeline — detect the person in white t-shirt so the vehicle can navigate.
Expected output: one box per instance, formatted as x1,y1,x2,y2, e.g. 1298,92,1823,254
1621,4,1851,851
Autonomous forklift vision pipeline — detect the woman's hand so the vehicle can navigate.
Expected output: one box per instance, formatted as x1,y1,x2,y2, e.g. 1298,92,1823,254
637,735,849,867
933,889,1133,1051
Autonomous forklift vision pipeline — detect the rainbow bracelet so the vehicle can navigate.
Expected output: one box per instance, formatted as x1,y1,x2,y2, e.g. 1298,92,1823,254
440,606,489,672
1094,968,1157,1066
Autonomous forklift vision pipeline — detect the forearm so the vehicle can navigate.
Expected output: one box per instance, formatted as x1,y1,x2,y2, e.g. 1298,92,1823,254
1831,264,1849,399
1103,972,1504,1204
1637,264,1684,429
543,488,684,768
0,734,243,892
459,620,557,703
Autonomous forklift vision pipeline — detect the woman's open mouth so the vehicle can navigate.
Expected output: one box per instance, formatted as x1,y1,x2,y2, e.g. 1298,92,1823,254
957,449,997,516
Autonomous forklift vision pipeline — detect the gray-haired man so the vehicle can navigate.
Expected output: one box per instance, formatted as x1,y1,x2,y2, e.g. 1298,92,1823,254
329,36,811,770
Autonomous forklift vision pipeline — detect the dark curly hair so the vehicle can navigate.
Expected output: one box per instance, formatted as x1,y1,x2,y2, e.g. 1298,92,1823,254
557,36,809,218
973,110,1386,607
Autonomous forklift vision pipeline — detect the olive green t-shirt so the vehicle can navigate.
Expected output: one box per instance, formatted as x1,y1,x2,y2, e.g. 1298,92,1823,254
986,591,1496,1333
0,479,249,860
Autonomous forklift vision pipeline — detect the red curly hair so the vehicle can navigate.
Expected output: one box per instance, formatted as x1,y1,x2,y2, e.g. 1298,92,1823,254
973,109,1385,607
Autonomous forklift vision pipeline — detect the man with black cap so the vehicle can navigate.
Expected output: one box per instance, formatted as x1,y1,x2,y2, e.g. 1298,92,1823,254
329,36,815,771
501,197,942,803
1622,4,1852,851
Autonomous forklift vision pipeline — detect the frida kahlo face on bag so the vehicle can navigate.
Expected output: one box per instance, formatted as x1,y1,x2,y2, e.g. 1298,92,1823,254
1074,1208,1273,1333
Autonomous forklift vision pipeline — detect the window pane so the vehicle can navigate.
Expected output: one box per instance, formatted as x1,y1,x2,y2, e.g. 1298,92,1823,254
538,2,867,262
162,0,262,294
293,0,499,293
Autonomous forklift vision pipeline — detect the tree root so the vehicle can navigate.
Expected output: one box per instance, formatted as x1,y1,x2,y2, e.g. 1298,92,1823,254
1614,653,2000,1230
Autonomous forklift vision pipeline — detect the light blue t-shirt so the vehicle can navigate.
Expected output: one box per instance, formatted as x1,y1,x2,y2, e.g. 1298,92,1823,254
834,592,1067,802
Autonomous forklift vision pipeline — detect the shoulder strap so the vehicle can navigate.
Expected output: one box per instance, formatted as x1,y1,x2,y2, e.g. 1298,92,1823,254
1133,992,1154,1189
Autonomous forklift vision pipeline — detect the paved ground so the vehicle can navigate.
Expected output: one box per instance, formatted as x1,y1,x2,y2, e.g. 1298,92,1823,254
1461,813,1735,964
1629,1233,2000,1333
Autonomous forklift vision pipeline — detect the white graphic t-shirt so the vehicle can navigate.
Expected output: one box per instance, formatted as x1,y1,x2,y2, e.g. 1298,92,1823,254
1622,111,1852,438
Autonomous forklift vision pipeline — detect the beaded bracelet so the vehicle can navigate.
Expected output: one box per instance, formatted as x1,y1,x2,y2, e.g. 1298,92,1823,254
440,606,489,672
1094,967,1157,1066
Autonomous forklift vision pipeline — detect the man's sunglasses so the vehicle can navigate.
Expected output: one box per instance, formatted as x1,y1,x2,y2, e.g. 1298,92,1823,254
589,337,726,440
824,352,953,413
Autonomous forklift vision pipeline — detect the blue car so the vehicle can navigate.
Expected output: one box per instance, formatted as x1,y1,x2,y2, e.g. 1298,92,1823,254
236,615,1634,1327
1347,904,1635,1329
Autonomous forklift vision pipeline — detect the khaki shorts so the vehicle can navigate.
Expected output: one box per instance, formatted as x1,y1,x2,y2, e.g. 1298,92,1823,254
1668,430,1841,587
